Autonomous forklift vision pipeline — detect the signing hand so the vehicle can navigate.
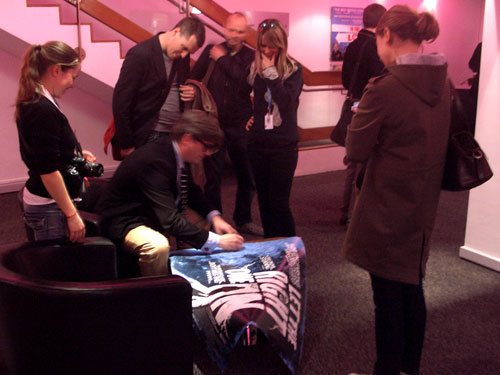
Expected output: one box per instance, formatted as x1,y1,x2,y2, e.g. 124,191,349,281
210,44,227,61
179,84,195,102
212,215,238,235
218,234,244,251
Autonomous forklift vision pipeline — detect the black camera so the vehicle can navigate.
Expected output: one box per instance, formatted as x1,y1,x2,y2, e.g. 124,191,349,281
71,155,104,178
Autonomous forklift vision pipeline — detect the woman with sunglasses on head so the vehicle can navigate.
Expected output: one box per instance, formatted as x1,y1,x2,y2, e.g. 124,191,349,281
15,41,96,242
342,5,451,375
245,19,303,238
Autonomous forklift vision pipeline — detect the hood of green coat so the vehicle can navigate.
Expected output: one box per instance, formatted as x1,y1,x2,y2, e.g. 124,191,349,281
388,60,448,107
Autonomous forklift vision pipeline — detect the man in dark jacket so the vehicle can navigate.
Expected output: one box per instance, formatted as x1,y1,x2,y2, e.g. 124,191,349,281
190,13,262,236
112,17,205,158
339,3,386,226
99,111,243,276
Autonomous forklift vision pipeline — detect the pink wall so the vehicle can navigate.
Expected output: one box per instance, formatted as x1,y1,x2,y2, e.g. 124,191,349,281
215,0,484,84
0,34,116,193
96,0,485,127
461,0,500,271
0,0,487,192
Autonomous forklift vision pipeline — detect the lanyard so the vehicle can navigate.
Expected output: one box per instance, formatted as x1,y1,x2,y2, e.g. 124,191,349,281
266,86,272,114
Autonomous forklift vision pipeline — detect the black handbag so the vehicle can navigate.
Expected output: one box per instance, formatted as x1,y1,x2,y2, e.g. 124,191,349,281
330,98,354,146
330,40,368,146
441,84,493,191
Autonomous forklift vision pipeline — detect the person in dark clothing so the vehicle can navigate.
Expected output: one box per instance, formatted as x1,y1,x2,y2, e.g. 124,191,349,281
341,5,386,99
339,3,386,226
112,17,205,158
468,41,482,123
245,19,303,238
99,111,243,277
15,41,95,242
331,42,343,61
468,42,481,98
190,13,263,236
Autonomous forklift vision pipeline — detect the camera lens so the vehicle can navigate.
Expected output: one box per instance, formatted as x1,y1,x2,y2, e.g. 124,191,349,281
88,162,104,177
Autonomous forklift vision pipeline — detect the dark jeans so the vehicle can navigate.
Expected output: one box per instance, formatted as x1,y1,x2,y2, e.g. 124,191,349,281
23,202,68,241
370,274,426,375
204,131,256,226
248,142,298,238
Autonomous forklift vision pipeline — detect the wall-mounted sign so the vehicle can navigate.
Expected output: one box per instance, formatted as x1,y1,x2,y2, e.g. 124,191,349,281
331,7,363,61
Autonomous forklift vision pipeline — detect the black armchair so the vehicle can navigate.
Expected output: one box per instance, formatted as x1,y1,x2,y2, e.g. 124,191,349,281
0,237,193,375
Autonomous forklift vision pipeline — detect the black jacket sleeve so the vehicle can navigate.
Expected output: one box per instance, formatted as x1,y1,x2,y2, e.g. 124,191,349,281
112,46,147,150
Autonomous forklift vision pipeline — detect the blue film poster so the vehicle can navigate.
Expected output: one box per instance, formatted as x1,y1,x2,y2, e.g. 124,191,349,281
170,237,307,374
331,7,363,59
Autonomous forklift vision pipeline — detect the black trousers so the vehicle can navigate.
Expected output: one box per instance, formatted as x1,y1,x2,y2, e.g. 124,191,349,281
370,274,426,375
203,131,256,226
248,142,298,238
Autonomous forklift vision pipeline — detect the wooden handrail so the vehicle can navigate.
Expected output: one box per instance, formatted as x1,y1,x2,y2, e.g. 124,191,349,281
77,0,152,43
74,0,340,87
68,0,340,144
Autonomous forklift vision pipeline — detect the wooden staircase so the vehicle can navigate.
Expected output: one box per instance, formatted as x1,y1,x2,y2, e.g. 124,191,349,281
26,0,343,87
26,0,144,58
7,0,341,146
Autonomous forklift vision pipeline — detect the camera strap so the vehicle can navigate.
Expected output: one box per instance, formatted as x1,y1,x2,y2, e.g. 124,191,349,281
74,141,83,157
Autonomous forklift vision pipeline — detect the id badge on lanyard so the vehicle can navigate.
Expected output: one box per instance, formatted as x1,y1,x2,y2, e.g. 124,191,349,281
265,86,273,130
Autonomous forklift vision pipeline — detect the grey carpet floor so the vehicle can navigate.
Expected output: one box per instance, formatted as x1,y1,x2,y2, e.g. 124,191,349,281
1,170,499,375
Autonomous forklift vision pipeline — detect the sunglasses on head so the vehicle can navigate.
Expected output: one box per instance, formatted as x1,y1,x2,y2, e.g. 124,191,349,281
259,21,275,29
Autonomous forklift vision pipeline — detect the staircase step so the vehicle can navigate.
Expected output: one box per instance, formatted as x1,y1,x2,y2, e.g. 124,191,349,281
27,0,133,58
1,1,123,87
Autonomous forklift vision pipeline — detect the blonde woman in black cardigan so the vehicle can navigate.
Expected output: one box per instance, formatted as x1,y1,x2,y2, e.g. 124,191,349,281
15,41,95,242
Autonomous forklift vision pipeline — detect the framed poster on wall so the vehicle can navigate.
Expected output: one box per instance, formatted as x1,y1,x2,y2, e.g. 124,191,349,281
330,7,363,69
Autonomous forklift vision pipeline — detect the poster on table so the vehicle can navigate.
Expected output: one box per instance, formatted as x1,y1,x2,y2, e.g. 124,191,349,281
170,237,307,375
331,6,363,62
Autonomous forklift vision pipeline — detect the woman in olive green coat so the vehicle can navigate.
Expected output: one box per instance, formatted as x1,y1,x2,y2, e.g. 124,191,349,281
342,5,451,375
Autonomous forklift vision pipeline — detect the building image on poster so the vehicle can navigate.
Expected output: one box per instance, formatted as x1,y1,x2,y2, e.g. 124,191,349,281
331,7,363,69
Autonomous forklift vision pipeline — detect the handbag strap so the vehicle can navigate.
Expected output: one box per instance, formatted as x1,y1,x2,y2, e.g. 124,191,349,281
449,81,472,134
202,59,216,87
